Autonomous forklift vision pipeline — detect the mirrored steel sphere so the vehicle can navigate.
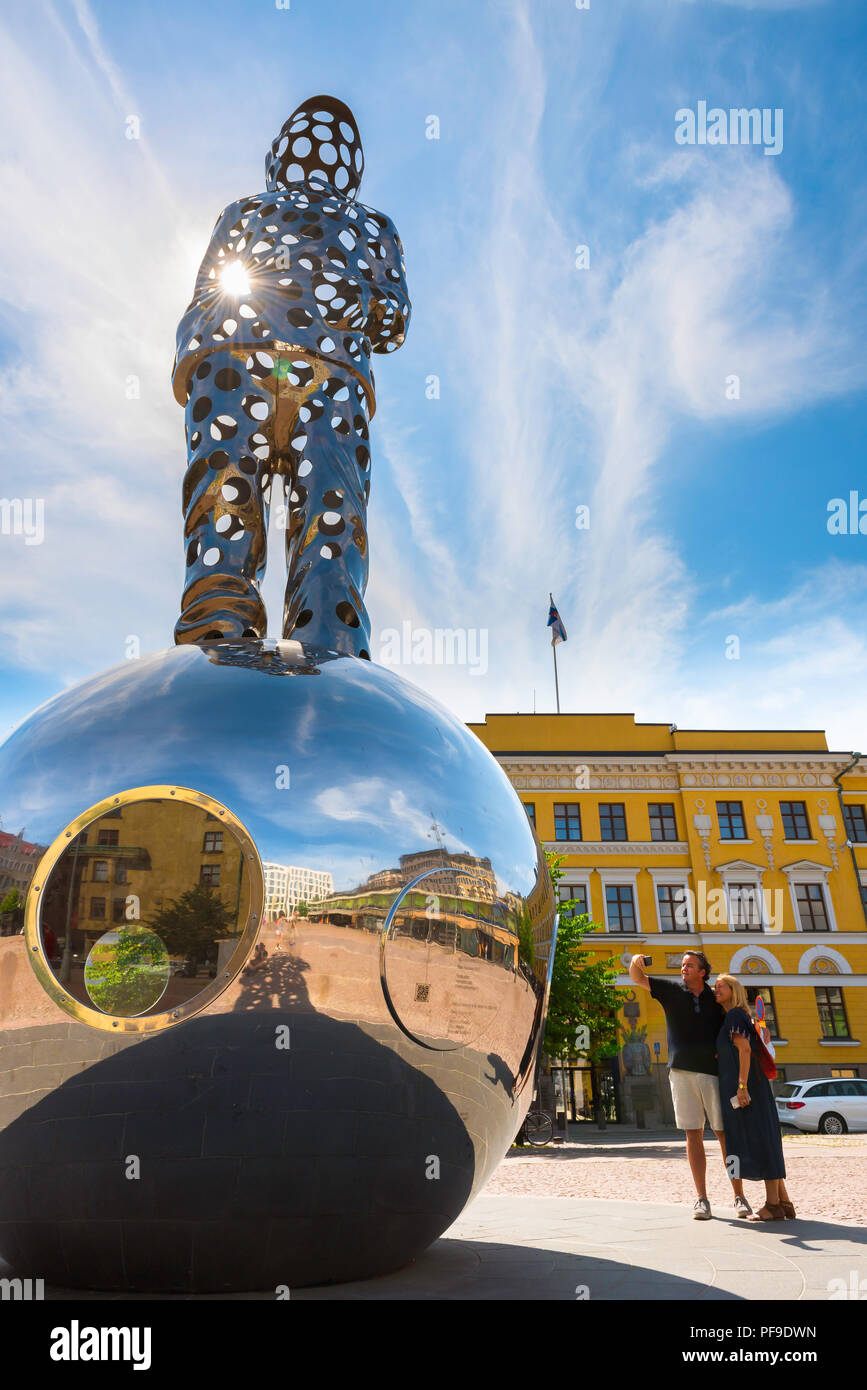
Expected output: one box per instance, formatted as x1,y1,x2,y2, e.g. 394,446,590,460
0,641,555,1291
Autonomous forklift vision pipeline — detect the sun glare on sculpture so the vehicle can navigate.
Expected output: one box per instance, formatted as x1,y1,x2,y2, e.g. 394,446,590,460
220,261,251,296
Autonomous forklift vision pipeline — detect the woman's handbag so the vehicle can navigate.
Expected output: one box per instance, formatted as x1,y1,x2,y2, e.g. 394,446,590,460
754,1022,778,1080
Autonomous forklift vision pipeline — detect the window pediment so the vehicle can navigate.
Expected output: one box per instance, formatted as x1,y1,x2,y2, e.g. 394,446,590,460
781,859,829,875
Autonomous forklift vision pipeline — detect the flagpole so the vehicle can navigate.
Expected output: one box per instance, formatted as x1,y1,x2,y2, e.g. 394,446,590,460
549,592,561,714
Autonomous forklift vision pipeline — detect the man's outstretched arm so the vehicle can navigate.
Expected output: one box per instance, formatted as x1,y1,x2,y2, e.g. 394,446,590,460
629,953,651,992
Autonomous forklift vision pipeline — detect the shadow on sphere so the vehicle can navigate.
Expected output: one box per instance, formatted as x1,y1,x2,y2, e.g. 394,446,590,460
0,952,476,1292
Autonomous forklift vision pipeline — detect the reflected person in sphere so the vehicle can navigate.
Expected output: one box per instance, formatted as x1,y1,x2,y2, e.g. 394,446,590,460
172,95,411,656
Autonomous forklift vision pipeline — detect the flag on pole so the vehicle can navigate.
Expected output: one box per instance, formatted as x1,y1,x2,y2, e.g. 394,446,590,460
547,598,567,646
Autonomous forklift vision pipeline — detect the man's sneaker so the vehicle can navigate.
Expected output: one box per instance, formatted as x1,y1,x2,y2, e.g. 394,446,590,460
734,1196,753,1219
693,1198,712,1220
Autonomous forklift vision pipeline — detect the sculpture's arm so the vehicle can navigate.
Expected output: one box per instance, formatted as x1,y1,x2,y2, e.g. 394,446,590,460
363,211,411,354
172,200,251,394
183,202,243,305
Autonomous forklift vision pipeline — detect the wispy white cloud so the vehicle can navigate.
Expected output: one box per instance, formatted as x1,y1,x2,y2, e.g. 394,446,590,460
408,0,865,731
314,778,472,852
675,561,867,744
1,0,864,756
0,3,211,676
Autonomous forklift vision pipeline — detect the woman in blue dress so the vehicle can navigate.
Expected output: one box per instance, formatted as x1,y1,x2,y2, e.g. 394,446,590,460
714,973,796,1221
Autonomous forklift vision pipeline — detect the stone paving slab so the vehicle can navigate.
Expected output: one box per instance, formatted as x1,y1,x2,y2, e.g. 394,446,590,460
495,1130,867,1228
6,1195,865,1300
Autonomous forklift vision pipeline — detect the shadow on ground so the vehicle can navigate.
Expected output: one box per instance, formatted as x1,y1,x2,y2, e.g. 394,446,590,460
0,1240,734,1302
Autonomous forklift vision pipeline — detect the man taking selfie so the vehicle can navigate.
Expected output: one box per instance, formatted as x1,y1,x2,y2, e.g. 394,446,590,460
629,951,751,1220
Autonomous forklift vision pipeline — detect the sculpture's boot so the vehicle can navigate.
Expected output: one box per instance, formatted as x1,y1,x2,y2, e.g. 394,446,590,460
175,350,274,645
174,573,267,644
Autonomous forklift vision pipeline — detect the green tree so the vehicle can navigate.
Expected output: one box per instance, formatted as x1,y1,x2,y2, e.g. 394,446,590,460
515,904,535,969
0,888,22,914
543,850,623,1128
296,900,309,918
85,926,170,1017
145,882,235,969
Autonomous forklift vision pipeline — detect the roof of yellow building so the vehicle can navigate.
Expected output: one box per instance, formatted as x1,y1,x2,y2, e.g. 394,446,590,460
467,713,830,755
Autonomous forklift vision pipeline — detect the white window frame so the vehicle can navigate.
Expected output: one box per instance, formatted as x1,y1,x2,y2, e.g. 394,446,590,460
716,861,769,932
649,869,693,934
599,868,641,935
727,881,765,932
783,862,838,933
557,872,592,921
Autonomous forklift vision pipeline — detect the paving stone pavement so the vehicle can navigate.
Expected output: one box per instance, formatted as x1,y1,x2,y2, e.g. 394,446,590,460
5,1195,865,1301
486,1128,867,1228
4,1128,864,1300
298,1196,866,1302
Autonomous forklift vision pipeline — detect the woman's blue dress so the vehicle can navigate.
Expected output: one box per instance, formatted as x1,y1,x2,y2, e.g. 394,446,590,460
717,1006,786,1182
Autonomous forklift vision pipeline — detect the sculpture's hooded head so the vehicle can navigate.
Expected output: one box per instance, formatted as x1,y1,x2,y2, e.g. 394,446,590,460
265,95,364,200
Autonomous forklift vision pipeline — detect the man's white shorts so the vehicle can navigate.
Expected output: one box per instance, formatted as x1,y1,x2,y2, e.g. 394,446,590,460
669,1068,723,1131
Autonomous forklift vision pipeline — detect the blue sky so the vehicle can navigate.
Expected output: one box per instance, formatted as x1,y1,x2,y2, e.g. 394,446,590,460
1,0,866,748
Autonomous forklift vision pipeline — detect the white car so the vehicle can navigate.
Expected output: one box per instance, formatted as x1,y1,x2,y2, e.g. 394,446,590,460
775,1078,867,1134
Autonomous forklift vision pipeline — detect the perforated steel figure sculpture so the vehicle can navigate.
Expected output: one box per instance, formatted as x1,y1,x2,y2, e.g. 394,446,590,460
172,96,411,657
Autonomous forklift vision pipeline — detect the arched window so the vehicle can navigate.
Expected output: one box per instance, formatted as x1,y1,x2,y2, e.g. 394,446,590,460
742,956,767,975
808,956,840,975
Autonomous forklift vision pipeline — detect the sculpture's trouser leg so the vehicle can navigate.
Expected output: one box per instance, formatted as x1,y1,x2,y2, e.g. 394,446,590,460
175,349,373,657
280,363,373,660
175,350,273,644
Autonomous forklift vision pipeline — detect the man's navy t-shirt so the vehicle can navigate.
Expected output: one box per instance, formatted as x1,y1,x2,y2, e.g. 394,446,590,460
649,977,725,1074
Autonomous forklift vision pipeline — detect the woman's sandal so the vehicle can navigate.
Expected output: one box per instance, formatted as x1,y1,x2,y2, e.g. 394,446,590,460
748,1204,786,1222
779,1201,796,1219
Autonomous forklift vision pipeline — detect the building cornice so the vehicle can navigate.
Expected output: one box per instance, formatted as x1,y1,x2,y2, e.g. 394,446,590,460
543,841,689,856
499,755,852,792
582,931,867,945
493,751,854,765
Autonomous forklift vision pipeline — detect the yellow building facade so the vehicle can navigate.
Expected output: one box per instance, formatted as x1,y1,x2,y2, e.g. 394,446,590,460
469,713,867,1126
44,800,248,957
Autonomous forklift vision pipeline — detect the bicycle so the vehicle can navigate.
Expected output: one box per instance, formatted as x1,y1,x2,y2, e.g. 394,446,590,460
523,1107,554,1147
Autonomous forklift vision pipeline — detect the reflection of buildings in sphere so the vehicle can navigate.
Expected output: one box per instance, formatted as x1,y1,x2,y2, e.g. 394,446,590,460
0,829,46,923
325,848,499,909
397,849,498,903
269,849,506,960
366,867,404,892
263,861,334,919
300,845,549,1004
37,797,254,1017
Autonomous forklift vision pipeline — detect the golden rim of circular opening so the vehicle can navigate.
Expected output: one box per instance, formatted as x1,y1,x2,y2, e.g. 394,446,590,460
24,784,264,1034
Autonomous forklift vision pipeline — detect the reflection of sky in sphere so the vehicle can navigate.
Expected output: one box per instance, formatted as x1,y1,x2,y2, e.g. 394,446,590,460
0,644,542,903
